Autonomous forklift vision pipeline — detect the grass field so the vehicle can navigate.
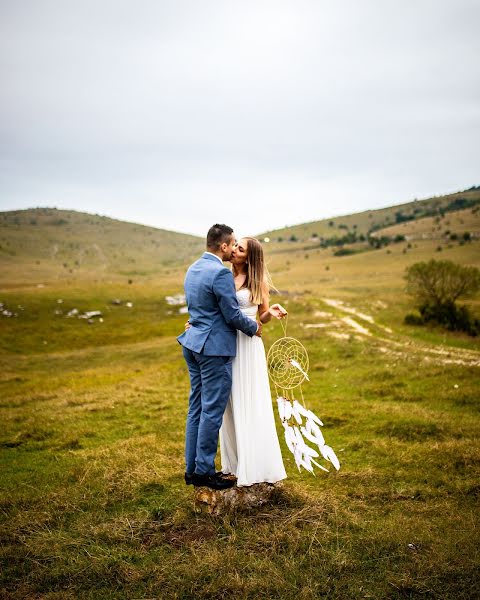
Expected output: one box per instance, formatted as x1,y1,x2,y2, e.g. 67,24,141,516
1,204,479,599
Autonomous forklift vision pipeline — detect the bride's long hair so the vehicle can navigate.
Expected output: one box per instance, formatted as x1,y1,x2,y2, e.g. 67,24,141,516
233,237,276,305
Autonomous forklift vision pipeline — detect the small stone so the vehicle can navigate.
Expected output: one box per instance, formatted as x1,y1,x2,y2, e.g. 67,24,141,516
165,294,186,306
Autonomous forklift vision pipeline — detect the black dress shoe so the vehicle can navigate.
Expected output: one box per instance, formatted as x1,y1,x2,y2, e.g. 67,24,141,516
191,472,235,490
185,471,227,486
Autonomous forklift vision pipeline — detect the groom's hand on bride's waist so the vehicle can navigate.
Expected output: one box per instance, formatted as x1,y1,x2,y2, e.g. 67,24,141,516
255,321,263,337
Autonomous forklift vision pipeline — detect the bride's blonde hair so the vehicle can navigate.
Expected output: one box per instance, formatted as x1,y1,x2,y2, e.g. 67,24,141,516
233,237,277,305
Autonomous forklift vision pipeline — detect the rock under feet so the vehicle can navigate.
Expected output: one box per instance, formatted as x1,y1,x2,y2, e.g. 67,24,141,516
194,481,284,515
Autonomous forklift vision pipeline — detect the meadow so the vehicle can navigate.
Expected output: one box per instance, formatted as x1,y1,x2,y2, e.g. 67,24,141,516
1,202,479,599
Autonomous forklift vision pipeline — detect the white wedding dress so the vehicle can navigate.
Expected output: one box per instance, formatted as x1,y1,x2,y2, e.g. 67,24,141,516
220,288,287,487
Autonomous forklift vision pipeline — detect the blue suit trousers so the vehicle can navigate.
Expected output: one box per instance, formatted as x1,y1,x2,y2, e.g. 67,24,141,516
182,346,233,475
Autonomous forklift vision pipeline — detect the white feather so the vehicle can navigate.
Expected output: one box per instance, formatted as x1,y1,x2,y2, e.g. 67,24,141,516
293,426,305,448
293,447,303,471
290,359,310,381
300,426,323,447
284,427,295,452
309,421,326,446
307,410,324,426
291,401,303,424
293,400,310,418
284,400,292,420
323,445,341,471
302,445,320,458
311,459,330,472
319,444,330,461
300,456,315,473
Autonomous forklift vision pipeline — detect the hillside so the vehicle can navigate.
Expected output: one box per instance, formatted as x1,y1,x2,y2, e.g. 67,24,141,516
0,208,204,286
260,187,480,250
371,206,480,242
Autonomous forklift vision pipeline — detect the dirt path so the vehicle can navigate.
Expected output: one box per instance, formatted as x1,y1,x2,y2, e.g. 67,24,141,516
302,298,480,368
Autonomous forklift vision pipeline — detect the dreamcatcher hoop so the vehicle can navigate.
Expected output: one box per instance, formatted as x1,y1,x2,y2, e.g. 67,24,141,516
267,336,309,391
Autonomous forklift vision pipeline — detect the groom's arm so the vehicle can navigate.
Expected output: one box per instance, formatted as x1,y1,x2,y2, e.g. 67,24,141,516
213,269,258,337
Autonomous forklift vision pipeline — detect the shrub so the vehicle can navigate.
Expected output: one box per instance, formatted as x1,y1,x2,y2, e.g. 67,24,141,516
419,302,479,336
404,313,423,326
405,259,480,306
333,248,356,256
404,260,480,336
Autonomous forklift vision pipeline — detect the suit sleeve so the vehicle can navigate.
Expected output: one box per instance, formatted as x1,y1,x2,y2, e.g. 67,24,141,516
213,269,258,337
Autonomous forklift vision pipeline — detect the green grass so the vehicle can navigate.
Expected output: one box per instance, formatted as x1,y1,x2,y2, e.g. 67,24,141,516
1,281,479,599
1,198,479,598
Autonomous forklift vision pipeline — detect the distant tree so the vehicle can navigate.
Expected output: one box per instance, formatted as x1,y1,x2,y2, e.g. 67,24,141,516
405,260,480,306
404,259,480,335
333,248,355,256
289,234,298,242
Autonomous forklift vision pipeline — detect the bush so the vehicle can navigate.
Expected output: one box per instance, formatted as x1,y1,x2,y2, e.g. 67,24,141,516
405,259,480,306
333,248,356,256
419,302,479,336
404,313,424,326
404,260,480,336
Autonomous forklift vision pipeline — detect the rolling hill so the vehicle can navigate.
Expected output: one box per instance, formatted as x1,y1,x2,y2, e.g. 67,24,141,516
260,187,480,248
0,207,204,286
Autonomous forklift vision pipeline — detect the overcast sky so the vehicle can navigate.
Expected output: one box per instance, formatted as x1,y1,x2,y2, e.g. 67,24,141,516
1,1,479,237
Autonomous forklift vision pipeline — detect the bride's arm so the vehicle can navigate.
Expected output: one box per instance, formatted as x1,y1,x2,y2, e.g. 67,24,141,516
258,283,287,323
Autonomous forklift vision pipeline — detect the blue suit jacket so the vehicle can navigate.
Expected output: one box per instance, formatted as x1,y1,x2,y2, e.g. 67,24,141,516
177,253,258,356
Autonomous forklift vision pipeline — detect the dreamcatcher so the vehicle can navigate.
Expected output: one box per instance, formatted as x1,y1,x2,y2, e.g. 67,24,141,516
267,316,340,474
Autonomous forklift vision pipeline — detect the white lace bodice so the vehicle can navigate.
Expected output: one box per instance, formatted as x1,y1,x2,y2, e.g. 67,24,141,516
236,288,258,319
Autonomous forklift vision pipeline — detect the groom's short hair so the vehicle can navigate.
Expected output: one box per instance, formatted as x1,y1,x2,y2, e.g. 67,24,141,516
207,224,234,250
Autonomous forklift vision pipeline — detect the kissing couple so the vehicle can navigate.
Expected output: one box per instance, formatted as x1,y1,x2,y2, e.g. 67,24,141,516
177,224,288,490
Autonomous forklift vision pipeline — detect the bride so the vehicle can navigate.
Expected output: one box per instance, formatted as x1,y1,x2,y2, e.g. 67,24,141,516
219,237,288,487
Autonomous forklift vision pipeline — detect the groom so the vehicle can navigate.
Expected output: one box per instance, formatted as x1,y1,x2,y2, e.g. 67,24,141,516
178,224,261,490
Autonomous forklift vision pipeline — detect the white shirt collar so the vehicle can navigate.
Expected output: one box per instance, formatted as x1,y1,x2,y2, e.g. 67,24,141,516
205,251,224,264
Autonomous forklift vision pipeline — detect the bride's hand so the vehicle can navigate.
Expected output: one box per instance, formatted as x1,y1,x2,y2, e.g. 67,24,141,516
269,303,288,319
185,321,191,331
